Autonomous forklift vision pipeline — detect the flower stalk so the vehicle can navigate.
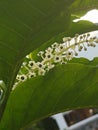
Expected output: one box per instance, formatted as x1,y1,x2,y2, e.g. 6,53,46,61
13,32,98,89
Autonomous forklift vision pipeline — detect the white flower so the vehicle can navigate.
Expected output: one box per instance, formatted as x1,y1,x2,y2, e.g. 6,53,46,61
84,47,87,51
16,75,20,80
54,55,62,63
58,44,65,51
45,52,53,60
73,50,78,56
74,37,78,45
63,37,68,42
75,34,79,37
38,69,46,76
54,47,60,53
87,33,90,37
45,47,53,53
66,51,73,61
26,55,30,59
51,42,59,48
78,45,83,51
90,43,96,47
89,38,96,47
28,61,35,67
63,37,71,42
71,46,78,56
37,51,44,59
79,35,83,40
36,62,45,69
37,51,44,56
22,62,27,66
63,37,71,47
28,72,36,78
19,74,27,81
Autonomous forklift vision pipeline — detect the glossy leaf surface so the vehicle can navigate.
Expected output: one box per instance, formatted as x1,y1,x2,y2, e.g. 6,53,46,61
1,58,98,130
0,0,72,118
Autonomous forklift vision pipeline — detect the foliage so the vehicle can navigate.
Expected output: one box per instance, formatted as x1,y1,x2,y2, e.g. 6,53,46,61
24,122,45,130
0,0,98,130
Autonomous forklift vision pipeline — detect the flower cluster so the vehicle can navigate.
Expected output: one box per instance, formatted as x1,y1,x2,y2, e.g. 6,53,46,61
13,32,98,89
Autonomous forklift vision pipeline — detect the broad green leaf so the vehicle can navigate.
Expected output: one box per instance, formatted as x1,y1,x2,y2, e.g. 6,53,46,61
0,0,72,118
69,57,98,66
67,21,98,36
70,0,98,15
1,58,98,130
0,0,71,83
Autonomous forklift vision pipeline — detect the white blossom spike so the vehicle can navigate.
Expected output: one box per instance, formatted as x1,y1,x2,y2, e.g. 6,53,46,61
13,31,98,88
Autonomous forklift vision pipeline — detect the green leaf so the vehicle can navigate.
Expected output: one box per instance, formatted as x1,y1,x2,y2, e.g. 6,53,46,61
0,0,72,118
70,0,98,15
1,58,98,130
0,0,71,83
67,21,98,36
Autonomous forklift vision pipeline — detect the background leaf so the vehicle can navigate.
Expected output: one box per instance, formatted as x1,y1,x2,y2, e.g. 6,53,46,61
70,0,98,16
1,58,98,130
0,0,72,118
0,0,71,84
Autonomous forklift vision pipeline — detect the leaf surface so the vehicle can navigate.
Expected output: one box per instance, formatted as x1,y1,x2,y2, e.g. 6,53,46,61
1,58,98,130
70,0,98,15
0,0,72,117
